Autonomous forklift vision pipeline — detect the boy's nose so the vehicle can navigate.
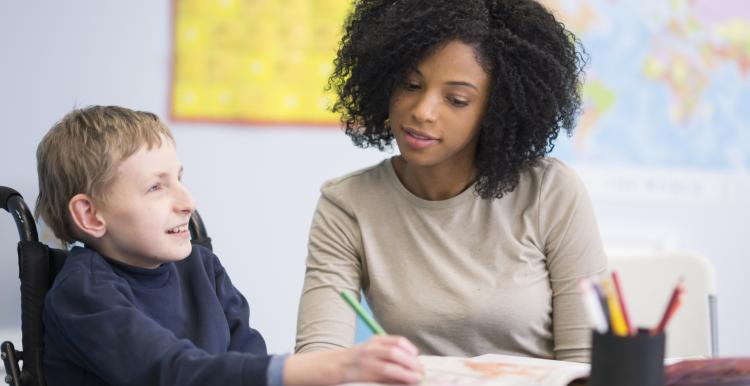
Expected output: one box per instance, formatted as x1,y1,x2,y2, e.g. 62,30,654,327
175,185,196,214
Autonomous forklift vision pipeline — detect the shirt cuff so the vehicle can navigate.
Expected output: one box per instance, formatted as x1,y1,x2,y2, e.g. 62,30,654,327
266,353,290,386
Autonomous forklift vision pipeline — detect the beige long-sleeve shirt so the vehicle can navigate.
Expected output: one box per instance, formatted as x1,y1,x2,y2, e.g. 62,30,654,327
295,157,606,362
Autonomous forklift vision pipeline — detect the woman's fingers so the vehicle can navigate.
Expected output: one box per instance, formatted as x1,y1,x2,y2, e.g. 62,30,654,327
374,360,423,384
370,335,420,356
349,335,424,383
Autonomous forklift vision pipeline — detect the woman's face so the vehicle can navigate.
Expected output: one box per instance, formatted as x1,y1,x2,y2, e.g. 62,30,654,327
389,40,490,171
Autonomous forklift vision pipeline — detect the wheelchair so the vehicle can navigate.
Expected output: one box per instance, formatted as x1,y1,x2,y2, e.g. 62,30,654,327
0,186,213,386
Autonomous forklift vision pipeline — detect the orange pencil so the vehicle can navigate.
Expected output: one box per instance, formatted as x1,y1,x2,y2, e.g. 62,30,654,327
651,277,685,335
611,271,634,335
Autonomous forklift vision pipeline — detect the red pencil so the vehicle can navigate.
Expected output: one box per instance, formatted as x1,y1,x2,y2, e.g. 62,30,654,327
611,271,634,335
651,277,685,335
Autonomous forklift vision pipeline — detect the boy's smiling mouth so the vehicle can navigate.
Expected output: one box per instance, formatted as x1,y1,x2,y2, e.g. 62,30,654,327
166,223,189,234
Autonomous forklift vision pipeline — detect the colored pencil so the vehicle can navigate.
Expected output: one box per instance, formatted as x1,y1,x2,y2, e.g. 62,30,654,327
651,277,685,335
603,278,629,336
611,271,634,335
578,278,609,334
340,290,386,336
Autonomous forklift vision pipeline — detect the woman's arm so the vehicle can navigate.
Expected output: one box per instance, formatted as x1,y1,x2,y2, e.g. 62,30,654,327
540,160,608,363
296,192,365,353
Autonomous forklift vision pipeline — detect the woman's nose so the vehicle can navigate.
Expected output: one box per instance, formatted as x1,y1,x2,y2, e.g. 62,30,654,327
411,93,438,123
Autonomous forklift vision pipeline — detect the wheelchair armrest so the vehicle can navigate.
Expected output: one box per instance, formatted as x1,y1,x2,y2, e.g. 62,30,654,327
2,341,22,386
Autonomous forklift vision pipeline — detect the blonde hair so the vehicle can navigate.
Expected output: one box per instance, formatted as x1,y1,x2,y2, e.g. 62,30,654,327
35,105,174,243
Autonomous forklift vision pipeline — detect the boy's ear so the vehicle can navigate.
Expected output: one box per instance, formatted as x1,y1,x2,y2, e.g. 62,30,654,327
68,193,106,239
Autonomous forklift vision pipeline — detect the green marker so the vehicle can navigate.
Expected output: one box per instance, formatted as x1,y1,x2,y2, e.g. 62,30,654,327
340,290,386,336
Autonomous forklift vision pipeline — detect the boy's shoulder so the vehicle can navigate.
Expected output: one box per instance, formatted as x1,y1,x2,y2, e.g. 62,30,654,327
45,246,132,315
52,246,120,285
179,244,222,275
51,245,219,290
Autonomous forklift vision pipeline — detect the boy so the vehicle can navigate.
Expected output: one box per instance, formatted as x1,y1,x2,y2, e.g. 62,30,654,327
36,106,422,386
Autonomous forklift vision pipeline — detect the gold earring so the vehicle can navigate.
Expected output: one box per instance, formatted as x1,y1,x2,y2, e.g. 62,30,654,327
384,118,391,129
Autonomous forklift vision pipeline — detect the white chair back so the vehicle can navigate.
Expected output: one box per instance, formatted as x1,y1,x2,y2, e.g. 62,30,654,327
607,252,718,358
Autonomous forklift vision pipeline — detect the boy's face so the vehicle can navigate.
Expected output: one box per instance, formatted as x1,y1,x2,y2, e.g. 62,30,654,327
95,139,195,269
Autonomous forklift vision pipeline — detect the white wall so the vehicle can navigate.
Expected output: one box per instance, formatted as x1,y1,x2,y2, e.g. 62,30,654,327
1,1,747,356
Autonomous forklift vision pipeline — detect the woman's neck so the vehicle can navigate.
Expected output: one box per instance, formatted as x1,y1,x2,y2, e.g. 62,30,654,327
392,156,477,201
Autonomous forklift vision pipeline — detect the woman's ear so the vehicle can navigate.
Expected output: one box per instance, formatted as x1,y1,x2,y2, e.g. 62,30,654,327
68,193,106,239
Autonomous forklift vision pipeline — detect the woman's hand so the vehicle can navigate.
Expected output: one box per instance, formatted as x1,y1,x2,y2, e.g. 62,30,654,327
338,335,423,384
284,335,423,386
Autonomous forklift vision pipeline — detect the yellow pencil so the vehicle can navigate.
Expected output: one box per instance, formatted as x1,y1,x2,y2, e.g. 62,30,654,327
603,278,629,336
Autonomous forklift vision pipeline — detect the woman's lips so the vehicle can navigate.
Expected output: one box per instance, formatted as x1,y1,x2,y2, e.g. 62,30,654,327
402,127,438,149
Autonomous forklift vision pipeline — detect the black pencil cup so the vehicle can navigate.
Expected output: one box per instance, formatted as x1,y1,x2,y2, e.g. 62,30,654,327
588,329,666,386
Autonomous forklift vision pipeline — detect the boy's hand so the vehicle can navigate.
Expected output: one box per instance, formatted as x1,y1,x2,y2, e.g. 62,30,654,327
284,335,423,386
340,335,423,384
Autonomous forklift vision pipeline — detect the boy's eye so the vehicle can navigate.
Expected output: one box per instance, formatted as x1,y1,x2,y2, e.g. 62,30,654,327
148,183,161,193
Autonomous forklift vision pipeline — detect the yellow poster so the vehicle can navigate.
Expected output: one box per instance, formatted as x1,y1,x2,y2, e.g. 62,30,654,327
170,0,351,125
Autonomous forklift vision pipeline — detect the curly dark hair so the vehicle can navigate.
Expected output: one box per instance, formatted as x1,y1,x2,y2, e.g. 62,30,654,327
329,0,587,198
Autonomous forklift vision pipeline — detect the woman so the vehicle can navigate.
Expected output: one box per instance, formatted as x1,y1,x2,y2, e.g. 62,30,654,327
296,0,606,363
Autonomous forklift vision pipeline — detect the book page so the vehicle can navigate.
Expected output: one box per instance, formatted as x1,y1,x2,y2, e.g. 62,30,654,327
345,354,590,386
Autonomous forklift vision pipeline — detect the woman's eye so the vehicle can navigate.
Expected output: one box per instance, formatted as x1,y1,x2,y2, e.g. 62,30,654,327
449,97,469,107
405,82,420,91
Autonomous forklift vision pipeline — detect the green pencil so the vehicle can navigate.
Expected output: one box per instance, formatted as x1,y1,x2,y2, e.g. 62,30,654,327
340,290,386,336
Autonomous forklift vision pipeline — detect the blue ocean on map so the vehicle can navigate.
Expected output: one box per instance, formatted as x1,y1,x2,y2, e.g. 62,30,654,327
542,0,749,171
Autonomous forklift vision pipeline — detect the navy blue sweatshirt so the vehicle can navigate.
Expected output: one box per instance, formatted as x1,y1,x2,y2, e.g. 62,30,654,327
44,245,271,386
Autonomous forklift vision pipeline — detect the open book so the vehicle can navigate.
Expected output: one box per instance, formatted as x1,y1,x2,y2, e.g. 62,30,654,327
346,354,590,386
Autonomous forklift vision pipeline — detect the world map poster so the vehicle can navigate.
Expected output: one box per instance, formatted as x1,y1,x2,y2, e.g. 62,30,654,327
542,0,750,171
